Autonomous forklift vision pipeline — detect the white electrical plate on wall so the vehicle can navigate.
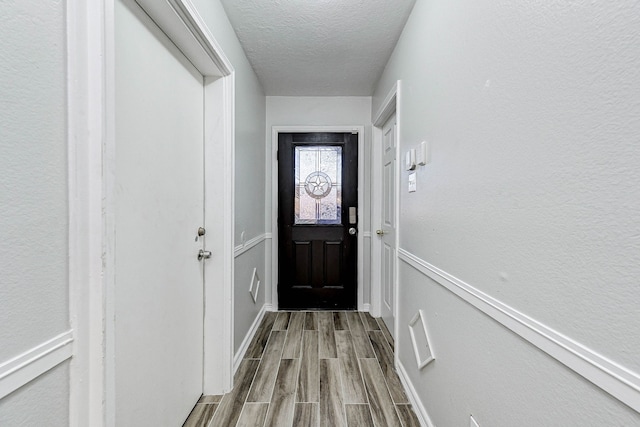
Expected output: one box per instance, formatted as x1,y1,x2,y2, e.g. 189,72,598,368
408,172,417,192
408,309,435,369
405,148,416,170
417,140,429,165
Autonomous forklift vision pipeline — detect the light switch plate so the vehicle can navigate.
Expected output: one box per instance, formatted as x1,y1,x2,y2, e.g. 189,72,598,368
408,172,417,192
405,149,416,171
418,140,429,165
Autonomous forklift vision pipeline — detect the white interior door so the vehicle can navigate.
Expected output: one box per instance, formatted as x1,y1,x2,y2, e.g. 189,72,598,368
114,1,205,425
379,113,397,336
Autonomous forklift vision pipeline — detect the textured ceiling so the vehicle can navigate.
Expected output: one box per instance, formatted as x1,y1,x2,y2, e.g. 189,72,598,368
219,0,416,96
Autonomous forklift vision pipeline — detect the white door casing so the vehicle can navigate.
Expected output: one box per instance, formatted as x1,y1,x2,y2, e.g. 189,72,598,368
114,1,204,424
380,113,397,335
371,81,400,343
74,1,237,426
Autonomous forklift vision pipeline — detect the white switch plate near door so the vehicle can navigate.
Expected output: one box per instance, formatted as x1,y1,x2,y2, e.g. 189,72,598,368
408,172,417,192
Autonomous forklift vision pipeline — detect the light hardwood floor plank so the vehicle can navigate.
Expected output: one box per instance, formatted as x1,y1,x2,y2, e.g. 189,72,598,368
273,311,292,330
247,330,287,402
282,312,305,358
333,311,349,330
183,403,217,427
263,359,300,427
320,358,346,427
369,331,408,403
209,359,260,427
245,312,277,358
377,318,394,351
304,312,318,330
346,311,376,358
293,402,319,427
359,312,381,331
297,331,319,403
396,404,421,427
236,402,269,427
335,331,367,404
197,395,222,404
345,404,375,427
360,358,402,427
318,312,337,359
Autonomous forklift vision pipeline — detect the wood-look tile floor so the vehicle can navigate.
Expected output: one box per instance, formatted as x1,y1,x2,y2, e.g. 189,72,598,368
183,311,421,427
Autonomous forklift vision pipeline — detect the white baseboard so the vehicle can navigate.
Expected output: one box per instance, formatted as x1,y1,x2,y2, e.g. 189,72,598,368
0,330,74,399
233,305,267,374
396,358,436,427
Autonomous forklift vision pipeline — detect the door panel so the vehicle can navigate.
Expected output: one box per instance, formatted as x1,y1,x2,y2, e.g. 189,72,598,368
380,114,397,335
114,1,204,425
278,133,358,309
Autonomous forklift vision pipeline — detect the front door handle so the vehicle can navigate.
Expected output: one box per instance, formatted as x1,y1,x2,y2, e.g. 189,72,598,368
348,227,357,235
198,249,212,261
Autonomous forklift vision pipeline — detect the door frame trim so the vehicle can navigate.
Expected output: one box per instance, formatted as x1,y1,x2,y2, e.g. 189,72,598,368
69,1,236,425
270,126,366,311
371,81,401,350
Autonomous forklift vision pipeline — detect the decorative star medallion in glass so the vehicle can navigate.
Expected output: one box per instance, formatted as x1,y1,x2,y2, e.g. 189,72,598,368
294,146,342,225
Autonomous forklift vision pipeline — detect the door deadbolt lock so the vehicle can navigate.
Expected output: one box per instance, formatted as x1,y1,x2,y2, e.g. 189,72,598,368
195,227,206,242
197,249,212,261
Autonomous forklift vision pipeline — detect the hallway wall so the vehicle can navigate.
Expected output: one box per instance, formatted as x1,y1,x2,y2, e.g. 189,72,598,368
191,0,268,356
373,0,640,425
265,96,373,308
0,0,70,424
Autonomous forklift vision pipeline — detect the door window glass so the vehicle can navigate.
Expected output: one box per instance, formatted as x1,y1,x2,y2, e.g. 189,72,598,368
294,146,342,225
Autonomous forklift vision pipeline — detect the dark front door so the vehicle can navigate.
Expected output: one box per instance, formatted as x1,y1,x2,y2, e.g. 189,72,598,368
278,132,358,309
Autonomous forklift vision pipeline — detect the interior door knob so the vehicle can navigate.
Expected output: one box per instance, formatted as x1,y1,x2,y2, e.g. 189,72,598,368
197,249,212,261
376,229,386,235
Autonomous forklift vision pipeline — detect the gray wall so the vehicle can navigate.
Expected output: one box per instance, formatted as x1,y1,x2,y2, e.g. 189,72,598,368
373,0,640,425
0,0,70,423
266,96,373,307
192,0,267,354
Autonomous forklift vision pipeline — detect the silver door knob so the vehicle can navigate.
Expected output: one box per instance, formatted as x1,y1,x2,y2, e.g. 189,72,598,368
197,249,212,261
376,229,386,235
348,227,357,235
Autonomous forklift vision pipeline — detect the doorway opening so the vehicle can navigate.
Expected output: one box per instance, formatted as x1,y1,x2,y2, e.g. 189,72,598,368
271,127,365,311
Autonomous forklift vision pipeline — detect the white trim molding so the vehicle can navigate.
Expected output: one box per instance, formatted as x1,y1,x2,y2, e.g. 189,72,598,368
398,248,640,413
235,233,268,258
249,268,261,303
396,358,436,427
233,304,267,374
408,310,435,370
0,331,74,399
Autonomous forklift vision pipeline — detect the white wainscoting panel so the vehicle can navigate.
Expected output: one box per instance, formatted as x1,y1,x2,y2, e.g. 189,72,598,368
408,310,435,370
0,331,74,399
397,248,640,414
249,268,261,303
